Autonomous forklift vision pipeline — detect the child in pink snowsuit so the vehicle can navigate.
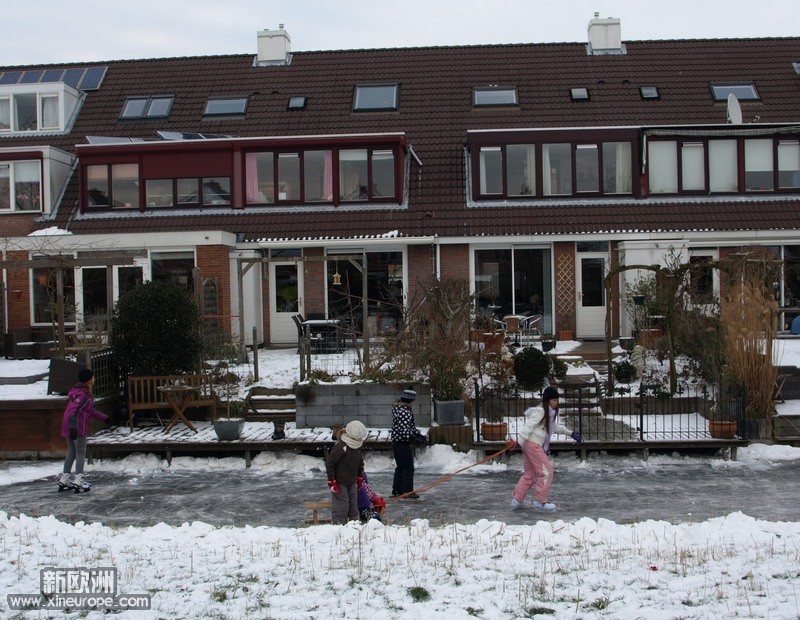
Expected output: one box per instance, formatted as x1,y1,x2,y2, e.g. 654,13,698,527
508,386,582,511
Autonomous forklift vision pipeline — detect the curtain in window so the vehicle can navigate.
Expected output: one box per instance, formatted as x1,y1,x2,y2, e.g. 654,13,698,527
648,141,678,193
709,140,738,192
323,150,333,200
681,142,705,191
745,139,774,191
245,153,260,203
0,164,10,209
778,140,800,189
0,98,9,130
612,142,632,193
40,96,58,129
14,161,41,210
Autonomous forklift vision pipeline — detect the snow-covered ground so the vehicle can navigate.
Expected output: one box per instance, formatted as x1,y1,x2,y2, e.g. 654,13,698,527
2,343,800,618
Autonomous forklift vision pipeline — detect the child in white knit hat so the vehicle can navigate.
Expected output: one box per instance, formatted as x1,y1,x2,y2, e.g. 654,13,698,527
325,420,367,523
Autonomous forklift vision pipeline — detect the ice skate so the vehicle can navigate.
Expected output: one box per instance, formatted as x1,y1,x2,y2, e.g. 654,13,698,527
73,473,91,494
532,500,556,511
58,473,75,492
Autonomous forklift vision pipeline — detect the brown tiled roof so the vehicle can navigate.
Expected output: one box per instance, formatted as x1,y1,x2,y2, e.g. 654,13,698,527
3,37,800,241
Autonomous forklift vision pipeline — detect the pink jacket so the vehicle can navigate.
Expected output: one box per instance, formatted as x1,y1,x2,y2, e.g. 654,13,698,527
61,383,109,438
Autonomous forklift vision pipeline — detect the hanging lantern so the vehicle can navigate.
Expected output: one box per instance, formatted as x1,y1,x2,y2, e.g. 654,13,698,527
332,260,342,286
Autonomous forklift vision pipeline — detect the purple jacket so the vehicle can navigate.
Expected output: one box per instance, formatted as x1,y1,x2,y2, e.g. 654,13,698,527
61,383,109,438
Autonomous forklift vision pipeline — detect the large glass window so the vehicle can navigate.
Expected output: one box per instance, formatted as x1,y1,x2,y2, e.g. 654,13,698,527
0,91,61,132
478,147,503,195
112,163,140,208
602,142,632,193
327,251,404,334
151,251,195,292
709,140,738,192
371,149,395,198
339,149,369,200
120,96,173,119
745,139,774,191
542,144,571,195
778,140,800,189
0,164,8,210
648,141,678,193
575,144,599,193
681,142,705,191
507,144,535,196
246,152,274,204
473,87,518,106
0,160,41,211
0,97,9,130
32,267,75,325
202,177,231,205
145,179,173,207
474,248,552,333
86,163,139,208
277,153,301,201
304,150,333,202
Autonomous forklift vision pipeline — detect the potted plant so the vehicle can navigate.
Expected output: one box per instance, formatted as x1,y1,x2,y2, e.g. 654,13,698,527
210,361,246,441
214,400,246,440
478,387,508,441
540,333,556,352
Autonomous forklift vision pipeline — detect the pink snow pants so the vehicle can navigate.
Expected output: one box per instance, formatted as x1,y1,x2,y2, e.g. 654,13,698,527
512,440,553,504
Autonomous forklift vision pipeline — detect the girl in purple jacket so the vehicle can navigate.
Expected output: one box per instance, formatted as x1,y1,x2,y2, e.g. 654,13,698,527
59,368,109,493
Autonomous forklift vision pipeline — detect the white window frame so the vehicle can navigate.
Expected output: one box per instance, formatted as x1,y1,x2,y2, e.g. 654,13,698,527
0,159,42,212
0,84,68,133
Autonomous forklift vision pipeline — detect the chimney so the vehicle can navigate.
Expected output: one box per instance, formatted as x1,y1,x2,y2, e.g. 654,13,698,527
256,25,291,66
587,13,625,55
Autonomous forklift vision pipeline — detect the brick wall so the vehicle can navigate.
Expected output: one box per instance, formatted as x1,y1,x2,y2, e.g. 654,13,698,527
196,245,233,332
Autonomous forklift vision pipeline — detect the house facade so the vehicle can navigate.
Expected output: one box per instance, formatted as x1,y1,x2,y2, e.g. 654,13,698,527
2,18,800,351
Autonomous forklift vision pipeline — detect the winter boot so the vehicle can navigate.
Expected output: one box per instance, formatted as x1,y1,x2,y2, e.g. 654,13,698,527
511,498,525,511
58,473,74,492
532,500,556,511
73,474,91,494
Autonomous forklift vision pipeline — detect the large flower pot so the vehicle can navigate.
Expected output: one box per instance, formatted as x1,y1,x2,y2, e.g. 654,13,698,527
213,418,245,441
708,420,737,439
480,421,508,441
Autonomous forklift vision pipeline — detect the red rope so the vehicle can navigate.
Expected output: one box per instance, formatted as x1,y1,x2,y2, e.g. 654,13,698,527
386,445,511,504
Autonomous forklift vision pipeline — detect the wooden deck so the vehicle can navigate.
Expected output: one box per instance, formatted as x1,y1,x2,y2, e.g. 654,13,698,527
87,422,401,466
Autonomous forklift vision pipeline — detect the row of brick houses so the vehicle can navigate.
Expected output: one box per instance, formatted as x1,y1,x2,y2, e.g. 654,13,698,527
2,16,800,351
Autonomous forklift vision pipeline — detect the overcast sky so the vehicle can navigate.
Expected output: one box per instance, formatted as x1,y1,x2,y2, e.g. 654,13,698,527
2,0,798,66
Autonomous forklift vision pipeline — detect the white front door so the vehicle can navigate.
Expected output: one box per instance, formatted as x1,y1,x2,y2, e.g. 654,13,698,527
270,262,303,344
576,254,607,338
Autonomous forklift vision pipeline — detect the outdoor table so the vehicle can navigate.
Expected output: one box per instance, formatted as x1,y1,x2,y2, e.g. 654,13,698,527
157,384,200,433
301,319,342,352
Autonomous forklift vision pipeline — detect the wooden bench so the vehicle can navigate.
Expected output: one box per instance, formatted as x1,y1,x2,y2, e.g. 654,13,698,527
304,500,332,524
128,374,218,430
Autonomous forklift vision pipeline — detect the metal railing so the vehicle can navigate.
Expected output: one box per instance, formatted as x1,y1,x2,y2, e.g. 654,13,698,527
473,379,746,443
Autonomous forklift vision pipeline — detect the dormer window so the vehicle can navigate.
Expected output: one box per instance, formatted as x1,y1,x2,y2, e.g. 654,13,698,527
203,97,248,116
120,96,174,119
353,84,398,111
473,87,518,106
710,83,759,101
0,160,41,211
0,82,80,135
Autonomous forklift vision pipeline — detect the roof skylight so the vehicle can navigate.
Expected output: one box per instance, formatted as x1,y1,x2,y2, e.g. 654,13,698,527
640,86,660,100
353,84,398,111
570,87,590,101
203,97,248,116
120,96,174,119
288,96,307,110
473,87,518,106
710,83,759,101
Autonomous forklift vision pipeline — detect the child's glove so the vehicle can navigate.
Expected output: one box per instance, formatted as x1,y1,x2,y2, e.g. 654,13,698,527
571,432,583,443
357,476,364,489
327,479,340,494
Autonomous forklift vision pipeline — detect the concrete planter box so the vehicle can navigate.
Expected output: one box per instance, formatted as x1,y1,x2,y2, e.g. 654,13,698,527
433,399,466,426
295,383,431,429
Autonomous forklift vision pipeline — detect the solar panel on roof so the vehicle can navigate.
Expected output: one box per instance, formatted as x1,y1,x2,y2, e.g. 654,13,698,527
79,66,107,90
0,71,21,85
41,69,65,82
20,70,43,84
63,68,84,89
